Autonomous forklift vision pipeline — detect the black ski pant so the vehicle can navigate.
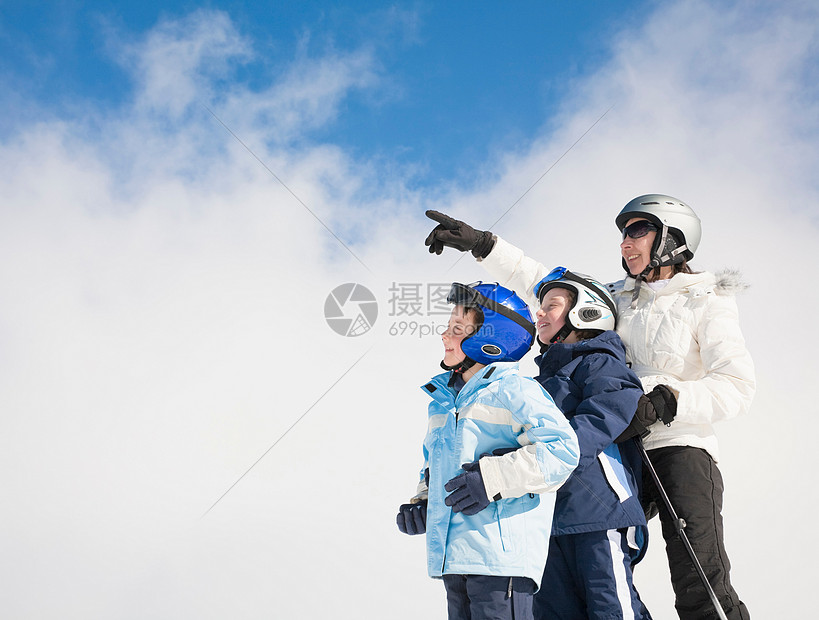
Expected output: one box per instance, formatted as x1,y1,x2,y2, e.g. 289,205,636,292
641,446,749,620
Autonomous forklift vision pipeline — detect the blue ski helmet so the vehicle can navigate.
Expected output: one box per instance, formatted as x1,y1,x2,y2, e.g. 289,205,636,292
447,282,535,364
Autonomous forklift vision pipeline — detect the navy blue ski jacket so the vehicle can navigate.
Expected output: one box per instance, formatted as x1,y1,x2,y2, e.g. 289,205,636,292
535,330,647,537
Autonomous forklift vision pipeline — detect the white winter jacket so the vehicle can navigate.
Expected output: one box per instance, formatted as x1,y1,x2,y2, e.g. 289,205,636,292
479,236,756,462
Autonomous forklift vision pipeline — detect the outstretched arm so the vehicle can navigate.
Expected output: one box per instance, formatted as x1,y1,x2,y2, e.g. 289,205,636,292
423,210,552,307
479,236,554,308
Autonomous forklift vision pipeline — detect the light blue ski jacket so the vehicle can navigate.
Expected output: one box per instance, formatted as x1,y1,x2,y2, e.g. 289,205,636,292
415,362,579,588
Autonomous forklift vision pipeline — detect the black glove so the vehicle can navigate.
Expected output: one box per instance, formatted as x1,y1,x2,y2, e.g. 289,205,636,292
396,500,427,535
491,447,518,457
615,384,678,443
424,210,496,258
444,461,491,515
647,384,677,425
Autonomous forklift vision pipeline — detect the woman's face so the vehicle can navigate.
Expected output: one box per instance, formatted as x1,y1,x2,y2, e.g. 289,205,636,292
620,217,657,276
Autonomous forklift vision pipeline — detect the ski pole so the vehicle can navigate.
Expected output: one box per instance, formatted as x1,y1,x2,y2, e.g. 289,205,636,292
635,437,729,620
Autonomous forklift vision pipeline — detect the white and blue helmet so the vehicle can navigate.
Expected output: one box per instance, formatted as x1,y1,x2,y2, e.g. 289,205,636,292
534,267,617,343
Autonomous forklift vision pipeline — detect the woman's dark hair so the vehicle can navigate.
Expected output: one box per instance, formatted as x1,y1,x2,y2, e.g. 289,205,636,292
646,259,695,282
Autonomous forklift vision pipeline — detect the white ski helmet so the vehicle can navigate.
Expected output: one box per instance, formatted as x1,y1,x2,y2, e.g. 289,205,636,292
615,194,702,273
534,267,617,343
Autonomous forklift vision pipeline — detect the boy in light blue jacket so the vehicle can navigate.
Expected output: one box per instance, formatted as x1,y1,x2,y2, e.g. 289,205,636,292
424,210,655,619
396,282,579,620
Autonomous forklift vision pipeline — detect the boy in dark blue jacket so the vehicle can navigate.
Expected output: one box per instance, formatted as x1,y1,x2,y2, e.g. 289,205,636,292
531,267,652,620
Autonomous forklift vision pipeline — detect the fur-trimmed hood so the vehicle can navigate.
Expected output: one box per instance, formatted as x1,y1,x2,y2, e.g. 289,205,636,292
714,268,750,296
611,269,750,298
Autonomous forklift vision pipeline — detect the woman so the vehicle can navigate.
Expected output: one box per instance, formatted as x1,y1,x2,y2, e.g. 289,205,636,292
425,195,755,620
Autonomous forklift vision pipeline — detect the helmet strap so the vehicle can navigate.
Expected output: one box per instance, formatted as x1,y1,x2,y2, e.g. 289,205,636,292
653,224,689,267
630,276,643,309
621,237,664,278
551,323,574,344
659,243,688,265
538,323,574,352
440,356,477,375
626,223,688,307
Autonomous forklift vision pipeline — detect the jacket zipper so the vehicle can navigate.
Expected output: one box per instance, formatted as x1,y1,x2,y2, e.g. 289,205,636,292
441,404,459,574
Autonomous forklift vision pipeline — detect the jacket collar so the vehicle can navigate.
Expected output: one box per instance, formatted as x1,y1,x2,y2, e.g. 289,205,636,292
620,271,715,297
421,362,518,407
535,330,626,373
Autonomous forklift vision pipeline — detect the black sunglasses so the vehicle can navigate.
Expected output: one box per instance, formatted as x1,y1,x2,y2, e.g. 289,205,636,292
621,220,658,240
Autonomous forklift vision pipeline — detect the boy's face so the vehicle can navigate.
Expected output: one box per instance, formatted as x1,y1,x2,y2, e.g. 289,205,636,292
442,305,478,367
536,288,571,343
620,217,657,276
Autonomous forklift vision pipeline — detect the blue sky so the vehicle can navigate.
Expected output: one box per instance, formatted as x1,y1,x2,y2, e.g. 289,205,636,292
2,2,819,619
1,1,650,184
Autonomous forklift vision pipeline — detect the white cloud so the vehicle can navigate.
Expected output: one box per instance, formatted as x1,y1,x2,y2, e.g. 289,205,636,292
117,9,252,118
1,2,817,618
221,47,381,145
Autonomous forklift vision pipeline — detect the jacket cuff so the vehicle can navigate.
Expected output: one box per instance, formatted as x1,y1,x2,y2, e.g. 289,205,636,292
413,480,429,502
477,236,514,270
478,457,505,501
